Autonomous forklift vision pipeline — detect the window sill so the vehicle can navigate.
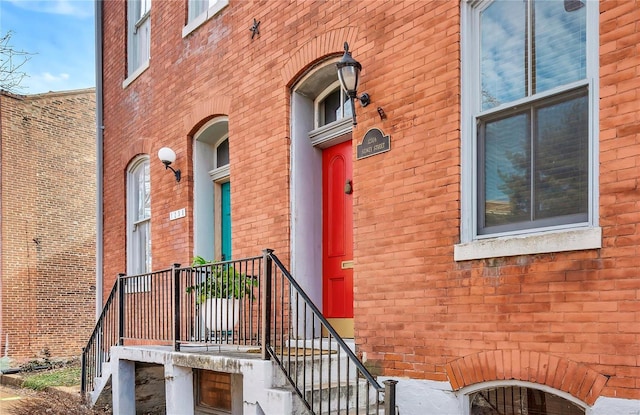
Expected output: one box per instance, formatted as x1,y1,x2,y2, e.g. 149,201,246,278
122,60,150,89
182,0,229,38
454,227,601,261
308,118,352,148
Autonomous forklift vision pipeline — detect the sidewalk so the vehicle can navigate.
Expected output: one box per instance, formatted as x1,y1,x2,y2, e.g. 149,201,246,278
0,382,31,413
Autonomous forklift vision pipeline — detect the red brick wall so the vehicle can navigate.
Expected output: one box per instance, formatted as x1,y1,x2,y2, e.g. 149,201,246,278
0,90,97,362
101,0,640,401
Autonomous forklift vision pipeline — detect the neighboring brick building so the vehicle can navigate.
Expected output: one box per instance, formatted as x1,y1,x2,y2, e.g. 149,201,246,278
0,89,96,363
96,1,639,413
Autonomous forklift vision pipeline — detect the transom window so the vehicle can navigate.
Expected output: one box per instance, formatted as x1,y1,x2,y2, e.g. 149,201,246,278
470,386,585,415
316,82,352,128
465,0,594,238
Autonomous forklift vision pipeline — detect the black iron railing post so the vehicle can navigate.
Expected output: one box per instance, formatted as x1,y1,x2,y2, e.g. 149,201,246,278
80,347,87,395
261,249,273,360
384,379,398,415
118,273,126,345
173,263,182,352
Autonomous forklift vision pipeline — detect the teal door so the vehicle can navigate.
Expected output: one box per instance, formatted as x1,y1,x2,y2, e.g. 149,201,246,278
221,181,232,261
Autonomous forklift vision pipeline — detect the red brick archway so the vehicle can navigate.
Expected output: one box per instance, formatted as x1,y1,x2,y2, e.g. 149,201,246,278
445,351,608,405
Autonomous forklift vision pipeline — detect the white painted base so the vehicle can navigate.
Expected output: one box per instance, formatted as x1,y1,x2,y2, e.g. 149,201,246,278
109,345,293,415
377,376,640,415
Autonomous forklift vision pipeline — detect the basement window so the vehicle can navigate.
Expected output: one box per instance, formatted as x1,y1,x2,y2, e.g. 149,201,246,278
470,386,585,415
195,370,232,414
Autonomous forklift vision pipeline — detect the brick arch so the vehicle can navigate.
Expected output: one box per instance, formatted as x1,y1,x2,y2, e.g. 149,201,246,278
281,26,359,87
182,96,232,135
445,350,608,405
119,137,154,167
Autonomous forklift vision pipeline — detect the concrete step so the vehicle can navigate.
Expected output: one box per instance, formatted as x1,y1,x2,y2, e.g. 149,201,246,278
274,351,358,388
290,379,380,415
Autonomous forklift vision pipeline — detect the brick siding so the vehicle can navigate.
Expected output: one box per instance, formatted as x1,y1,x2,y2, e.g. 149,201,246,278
101,0,640,401
0,89,96,362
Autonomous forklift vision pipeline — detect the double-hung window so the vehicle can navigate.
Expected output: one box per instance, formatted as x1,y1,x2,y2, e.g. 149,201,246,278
458,0,599,260
126,0,151,82
127,157,152,280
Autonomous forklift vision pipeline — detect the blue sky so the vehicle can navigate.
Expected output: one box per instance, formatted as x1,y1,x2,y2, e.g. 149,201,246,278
0,0,95,94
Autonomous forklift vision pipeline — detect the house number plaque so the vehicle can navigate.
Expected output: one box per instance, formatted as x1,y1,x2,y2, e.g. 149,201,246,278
356,128,390,160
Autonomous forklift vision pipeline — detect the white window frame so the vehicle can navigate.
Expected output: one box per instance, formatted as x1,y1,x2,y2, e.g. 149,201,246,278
126,156,152,291
124,0,151,87
308,82,353,148
456,0,600,261
182,0,229,38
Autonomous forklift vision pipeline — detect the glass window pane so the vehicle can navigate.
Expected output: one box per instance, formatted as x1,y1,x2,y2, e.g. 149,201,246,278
535,94,588,219
320,89,341,126
534,0,586,94
133,219,151,275
188,0,207,21
483,113,531,228
216,138,229,167
136,160,151,221
480,1,526,110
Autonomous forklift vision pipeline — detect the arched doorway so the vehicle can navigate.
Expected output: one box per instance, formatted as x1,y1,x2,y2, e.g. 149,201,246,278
193,117,231,262
291,60,355,337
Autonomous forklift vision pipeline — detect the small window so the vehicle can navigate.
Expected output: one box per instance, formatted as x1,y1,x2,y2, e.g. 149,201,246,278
195,370,232,414
216,138,229,168
470,386,584,415
316,82,352,129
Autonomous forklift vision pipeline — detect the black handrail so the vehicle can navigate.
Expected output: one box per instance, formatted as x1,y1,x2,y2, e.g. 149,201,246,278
80,277,120,395
263,250,395,414
268,251,383,391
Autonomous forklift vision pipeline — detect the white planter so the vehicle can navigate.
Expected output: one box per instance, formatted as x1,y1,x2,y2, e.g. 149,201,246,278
203,298,240,332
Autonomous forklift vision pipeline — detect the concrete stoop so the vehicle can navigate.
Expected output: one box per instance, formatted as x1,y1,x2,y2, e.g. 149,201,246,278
270,350,379,415
85,345,381,415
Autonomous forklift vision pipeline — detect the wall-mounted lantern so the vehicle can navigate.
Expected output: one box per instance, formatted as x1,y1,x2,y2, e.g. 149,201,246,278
158,147,181,182
336,42,370,126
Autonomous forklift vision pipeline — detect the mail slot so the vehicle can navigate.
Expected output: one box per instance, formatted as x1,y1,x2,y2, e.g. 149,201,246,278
341,260,354,269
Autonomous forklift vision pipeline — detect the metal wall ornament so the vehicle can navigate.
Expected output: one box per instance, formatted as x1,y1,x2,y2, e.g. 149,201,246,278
250,18,260,40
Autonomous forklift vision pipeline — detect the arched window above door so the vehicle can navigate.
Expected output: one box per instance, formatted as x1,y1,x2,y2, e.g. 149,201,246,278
315,81,352,129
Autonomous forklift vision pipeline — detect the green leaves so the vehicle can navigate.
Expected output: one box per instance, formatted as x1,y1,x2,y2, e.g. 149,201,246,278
186,258,258,303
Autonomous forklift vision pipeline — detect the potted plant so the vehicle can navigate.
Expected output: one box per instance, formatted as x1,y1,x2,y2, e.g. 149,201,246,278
186,256,258,333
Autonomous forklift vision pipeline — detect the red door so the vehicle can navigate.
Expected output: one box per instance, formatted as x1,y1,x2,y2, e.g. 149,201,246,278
322,140,354,320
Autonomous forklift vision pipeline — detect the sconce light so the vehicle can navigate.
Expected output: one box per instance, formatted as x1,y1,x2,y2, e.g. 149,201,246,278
336,42,370,126
158,147,181,182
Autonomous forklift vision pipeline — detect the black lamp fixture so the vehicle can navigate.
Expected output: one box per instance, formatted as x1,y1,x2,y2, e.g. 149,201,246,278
158,147,181,182
336,42,370,126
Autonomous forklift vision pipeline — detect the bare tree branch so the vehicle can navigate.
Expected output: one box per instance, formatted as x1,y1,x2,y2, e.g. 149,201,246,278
0,30,35,93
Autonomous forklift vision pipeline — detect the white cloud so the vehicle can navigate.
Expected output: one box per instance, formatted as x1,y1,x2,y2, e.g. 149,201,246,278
8,0,93,18
41,72,70,82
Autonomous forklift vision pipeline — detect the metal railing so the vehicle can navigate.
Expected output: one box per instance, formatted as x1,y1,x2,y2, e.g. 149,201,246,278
263,250,395,414
81,250,396,414
80,279,120,395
